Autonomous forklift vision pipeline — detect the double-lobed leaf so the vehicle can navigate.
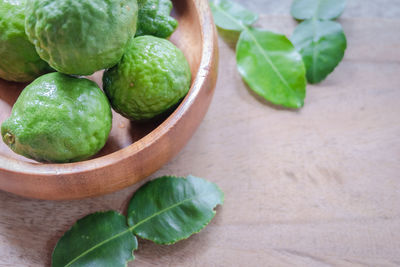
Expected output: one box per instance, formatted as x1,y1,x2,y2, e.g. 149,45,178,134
291,19,347,83
52,211,137,267
210,0,258,32
291,0,346,20
237,28,307,108
127,175,224,244
52,176,224,266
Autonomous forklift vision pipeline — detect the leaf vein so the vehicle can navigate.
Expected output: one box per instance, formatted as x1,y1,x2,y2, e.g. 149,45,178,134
243,28,295,93
210,2,247,31
130,190,217,231
311,20,319,81
64,229,131,267
64,191,215,266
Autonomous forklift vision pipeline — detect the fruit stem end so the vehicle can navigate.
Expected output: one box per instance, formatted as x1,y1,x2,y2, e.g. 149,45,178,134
3,133,15,146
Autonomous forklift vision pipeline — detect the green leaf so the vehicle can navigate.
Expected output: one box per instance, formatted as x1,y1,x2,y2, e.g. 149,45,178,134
52,211,137,267
127,175,224,245
291,0,346,20
236,28,307,109
291,19,347,84
210,0,258,32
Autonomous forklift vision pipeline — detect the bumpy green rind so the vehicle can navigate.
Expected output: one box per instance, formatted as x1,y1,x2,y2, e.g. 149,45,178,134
103,36,191,121
136,0,177,38
1,73,112,163
0,0,51,82
25,0,138,75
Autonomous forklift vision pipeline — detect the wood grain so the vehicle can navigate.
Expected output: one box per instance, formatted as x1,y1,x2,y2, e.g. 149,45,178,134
0,0,399,266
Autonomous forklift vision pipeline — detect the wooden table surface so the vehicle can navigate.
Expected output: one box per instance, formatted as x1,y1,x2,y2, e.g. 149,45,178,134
1,0,399,266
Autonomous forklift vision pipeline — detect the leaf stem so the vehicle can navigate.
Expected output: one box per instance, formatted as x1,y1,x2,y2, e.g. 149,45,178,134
313,0,322,20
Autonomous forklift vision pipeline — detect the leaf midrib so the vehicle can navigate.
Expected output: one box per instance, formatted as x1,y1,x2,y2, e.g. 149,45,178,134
243,29,295,93
210,1,247,31
313,0,322,20
64,226,131,267
310,0,324,81
311,19,320,81
63,192,210,267
212,3,295,93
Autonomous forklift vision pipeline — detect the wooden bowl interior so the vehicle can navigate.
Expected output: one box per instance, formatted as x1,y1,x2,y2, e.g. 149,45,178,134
0,0,202,164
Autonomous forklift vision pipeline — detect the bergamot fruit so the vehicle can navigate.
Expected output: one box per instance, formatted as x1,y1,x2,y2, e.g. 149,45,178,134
1,72,112,163
25,0,138,75
0,0,51,82
103,35,191,121
136,0,177,38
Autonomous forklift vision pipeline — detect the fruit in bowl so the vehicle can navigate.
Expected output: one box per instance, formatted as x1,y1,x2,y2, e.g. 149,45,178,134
103,35,191,121
1,73,112,163
2,0,190,163
25,0,139,75
0,0,52,82
0,0,218,200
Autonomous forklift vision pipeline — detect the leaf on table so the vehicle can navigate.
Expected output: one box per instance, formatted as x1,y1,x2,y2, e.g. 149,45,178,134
291,0,346,20
127,175,224,245
236,28,307,109
52,211,137,267
210,0,258,32
291,19,347,84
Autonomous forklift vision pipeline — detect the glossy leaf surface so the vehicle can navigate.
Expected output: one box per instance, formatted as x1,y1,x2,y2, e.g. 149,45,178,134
210,0,258,31
291,19,347,83
127,176,224,245
291,0,346,20
236,28,306,108
52,211,137,267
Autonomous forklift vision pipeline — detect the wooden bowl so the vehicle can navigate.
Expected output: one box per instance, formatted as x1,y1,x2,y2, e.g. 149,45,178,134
0,0,218,200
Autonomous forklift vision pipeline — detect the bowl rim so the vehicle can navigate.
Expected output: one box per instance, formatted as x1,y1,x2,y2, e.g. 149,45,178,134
0,0,216,177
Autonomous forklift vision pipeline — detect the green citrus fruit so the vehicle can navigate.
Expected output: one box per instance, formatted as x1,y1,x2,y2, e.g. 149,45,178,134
1,73,112,163
25,0,138,76
0,0,51,82
103,35,191,121
136,0,178,38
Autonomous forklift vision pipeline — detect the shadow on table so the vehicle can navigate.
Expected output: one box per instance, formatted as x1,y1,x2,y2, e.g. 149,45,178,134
0,182,140,266
0,179,222,266
243,80,303,112
217,28,241,50
133,212,221,266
